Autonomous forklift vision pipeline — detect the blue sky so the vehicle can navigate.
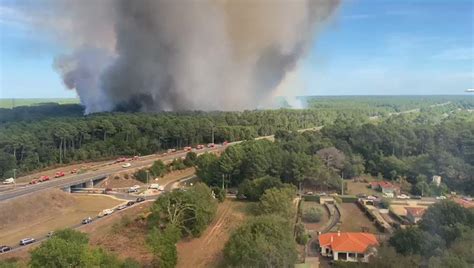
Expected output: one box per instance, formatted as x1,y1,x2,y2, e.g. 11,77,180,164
0,0,473,98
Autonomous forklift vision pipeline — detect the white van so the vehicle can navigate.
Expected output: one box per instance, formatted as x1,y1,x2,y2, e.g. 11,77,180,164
149,184,160,189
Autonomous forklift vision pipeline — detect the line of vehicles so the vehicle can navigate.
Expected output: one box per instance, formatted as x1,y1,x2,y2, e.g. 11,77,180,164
0,197,148,254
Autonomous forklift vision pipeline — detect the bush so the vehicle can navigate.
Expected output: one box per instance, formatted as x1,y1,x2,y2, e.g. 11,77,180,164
303,207,323,223
150,160,168,177
295,223,309,245
212,187,226,202
302,195,320,202
170,158,187,170
133,169,148,183
184,152,198,167
340,195,358,203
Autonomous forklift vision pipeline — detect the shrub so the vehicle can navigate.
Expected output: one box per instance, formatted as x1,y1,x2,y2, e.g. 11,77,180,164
133,169,148,183
212,187,226,202
303,207,323,223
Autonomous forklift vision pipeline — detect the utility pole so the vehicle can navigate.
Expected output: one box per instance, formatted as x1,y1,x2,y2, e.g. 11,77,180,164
211,123,215,144
222,174,225,190
13,168,16,189
341,171,344,195
146,170,149,199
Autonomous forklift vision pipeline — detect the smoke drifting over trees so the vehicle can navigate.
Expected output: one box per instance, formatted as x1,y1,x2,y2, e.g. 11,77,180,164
49,0,340,113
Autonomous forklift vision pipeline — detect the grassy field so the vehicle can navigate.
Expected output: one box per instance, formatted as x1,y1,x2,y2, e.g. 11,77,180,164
0,98,79,108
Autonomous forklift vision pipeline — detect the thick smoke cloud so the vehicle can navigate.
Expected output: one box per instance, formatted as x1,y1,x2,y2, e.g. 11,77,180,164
52,0,340,113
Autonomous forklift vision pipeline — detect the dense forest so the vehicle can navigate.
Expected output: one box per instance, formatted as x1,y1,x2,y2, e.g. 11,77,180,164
0,96,472,181
0,108,369,178
195,111,474,195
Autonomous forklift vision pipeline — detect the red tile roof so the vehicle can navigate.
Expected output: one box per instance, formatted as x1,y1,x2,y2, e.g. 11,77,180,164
318,232,379,254
453,198,474,209
405,207,426,218
370,181,396,189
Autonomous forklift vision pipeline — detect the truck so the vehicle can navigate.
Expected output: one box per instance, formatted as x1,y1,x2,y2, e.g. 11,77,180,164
115,157,127,163
39,175,50,182
2,178,14,184
149,183,160,189
98,209,114,217
207,143,215,148
54,171,65,178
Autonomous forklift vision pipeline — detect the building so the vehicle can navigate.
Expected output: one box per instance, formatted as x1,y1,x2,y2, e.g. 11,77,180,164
432,176,442,187
405,207,426,224
369,181,400,195
319,232,379,262
452,197,474,209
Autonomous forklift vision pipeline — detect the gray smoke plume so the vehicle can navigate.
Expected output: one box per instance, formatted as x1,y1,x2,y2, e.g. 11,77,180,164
50,0,340,113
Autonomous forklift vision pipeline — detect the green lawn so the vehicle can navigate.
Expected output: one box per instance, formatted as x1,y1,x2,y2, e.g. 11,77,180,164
0,98,79,108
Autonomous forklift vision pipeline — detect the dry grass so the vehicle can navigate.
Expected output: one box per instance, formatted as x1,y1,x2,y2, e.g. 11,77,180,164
0,190,122,246
339,203,380,234
346,181,378,196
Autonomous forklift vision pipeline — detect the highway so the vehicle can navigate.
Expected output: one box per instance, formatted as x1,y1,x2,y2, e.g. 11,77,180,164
0,126,325,202
0,145,231,202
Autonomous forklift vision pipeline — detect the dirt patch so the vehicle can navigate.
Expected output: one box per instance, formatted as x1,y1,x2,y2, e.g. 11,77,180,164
339,203,380,234
0,190,123,246
176,199,249,268
96,167,195,189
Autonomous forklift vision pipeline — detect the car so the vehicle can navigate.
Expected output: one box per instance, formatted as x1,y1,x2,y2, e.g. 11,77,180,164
436,196,447,200
116,204,127,210
54,172,65,178
304,191,314,195
82,217,92,224
122,163,131,168
29,179,39,185
19,238,35,246
127,188,138,193
412,195,422,200
136,197,145,203
397,194,410,199
0,246,11,253
70,169,78,174
39,175,50,181
126,201,136,206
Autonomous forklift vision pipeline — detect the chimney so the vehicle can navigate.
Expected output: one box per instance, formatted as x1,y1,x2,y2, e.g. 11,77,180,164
338,231,341,237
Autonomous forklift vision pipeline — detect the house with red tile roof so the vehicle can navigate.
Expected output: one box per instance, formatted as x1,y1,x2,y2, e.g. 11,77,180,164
369,181,400,195
318,232,379,262
452,198,474,209
405,207,426,224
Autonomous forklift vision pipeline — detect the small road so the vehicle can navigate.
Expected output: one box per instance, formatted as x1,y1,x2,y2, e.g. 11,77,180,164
320,204,341,233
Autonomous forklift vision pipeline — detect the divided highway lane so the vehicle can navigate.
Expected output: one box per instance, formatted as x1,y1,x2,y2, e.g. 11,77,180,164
0,145,231,202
